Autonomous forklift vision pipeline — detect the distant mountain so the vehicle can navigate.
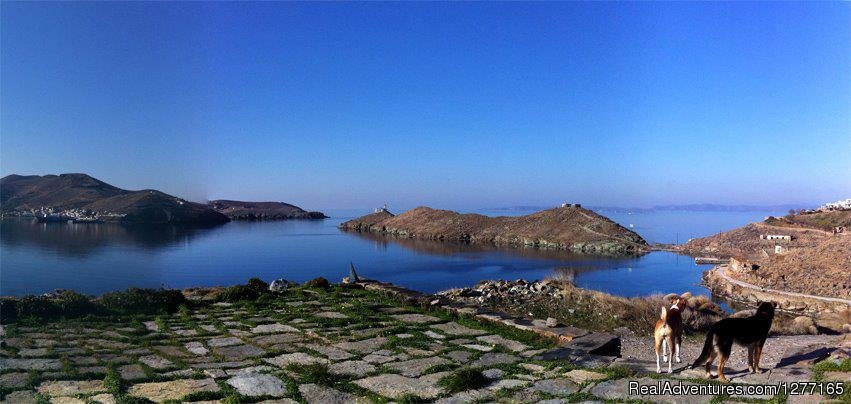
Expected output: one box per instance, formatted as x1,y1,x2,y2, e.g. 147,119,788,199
340,205,648,256
0,174,229,225
208,200,327,220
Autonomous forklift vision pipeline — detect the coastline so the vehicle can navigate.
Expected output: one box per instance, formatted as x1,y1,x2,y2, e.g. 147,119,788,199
703,264,851,317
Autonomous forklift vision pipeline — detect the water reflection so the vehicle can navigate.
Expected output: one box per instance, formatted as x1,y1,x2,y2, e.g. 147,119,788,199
0,218,222,258
345,230,631,262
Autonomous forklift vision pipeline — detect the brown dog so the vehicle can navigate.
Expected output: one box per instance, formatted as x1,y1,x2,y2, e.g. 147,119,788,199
654,297,687,373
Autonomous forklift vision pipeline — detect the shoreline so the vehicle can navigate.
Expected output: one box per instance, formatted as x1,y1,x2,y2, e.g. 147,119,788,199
703,264,851,316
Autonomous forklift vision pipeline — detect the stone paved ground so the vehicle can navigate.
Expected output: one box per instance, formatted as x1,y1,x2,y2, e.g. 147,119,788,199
1,284,848,403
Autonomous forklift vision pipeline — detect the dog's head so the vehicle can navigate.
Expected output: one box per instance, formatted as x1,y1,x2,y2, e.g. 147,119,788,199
670,297,689,311
755,301,777,319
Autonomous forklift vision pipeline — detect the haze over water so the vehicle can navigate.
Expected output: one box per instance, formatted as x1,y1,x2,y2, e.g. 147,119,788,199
0,208,786,297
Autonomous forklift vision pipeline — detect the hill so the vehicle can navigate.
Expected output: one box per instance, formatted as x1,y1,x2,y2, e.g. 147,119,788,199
208,200,327,220
682,209,850,299
1,173,229,225
339,206,648,256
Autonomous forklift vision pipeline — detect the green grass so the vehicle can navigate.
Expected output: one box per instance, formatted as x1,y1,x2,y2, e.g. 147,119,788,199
437,368,489,393
812,359,851,401
285,363,337,386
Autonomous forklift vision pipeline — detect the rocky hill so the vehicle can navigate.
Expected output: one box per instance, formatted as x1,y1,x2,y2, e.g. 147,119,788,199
340,206,648,256
682,210,850,299
1,174,229,225
208,200,327,220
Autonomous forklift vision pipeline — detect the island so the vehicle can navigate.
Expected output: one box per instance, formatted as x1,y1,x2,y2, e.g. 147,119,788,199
1,173,229,225
208,200,327,220
339,205,648,256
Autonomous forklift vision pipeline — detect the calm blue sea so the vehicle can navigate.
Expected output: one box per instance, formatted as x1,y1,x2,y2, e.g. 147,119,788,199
0,209,785,297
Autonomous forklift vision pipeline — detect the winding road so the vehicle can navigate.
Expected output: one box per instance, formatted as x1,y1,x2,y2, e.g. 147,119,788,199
714,266,851,306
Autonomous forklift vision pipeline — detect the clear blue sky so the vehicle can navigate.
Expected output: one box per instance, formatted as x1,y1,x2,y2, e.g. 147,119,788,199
2,2,848,211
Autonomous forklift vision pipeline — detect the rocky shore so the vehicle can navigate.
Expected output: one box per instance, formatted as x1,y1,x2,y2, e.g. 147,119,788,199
340,206,648,256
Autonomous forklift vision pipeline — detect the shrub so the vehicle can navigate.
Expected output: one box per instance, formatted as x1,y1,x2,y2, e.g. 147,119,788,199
53,290,98,317
246,278,269,293
0,299,18,324
5,291,99,324
304,277,330,289
217,285,260,302
100,288,186,314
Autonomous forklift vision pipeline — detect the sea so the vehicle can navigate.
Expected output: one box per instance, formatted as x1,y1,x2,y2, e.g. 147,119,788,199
0,208,786,298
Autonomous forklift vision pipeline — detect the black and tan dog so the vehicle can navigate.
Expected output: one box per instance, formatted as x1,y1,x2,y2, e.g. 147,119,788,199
691,301,777,382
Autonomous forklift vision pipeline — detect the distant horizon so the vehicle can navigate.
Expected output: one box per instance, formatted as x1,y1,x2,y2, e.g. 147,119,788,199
0,171,830,214
3,2,849,210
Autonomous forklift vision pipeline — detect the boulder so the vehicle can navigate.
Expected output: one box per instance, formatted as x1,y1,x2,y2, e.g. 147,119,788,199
268,279,295,293
562,332,620,356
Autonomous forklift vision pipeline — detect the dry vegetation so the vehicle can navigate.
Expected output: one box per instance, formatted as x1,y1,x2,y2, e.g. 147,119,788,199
736,237,851,299
766,209,851,231
682,210,851,300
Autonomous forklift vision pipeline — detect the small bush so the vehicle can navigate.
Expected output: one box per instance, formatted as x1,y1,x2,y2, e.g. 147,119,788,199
304,277,330,289
217,285,260,302
53,290,98,316
2,291,100,324
100,288,186,314
437,368,489,393
0,299,19,324
246,278,268,293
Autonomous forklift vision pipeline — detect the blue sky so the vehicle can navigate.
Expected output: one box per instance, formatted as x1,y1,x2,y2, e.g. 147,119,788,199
2,2,848,211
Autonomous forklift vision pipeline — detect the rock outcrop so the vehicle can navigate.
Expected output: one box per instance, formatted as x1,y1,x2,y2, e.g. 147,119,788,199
340,206,647,256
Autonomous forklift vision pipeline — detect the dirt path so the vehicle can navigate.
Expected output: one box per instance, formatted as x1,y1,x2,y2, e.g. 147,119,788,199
715,266,851,306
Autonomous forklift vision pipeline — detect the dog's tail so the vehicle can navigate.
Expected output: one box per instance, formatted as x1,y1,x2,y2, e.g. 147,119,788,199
690,328,714,368
660,306,667,322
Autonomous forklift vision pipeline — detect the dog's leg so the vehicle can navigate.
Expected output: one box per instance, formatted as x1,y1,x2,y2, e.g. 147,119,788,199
667,335,675,373
662,338,668,364
754,343,763,373
717,353,729,383
675,335,681,364
747,345,754,373
654,335,663,373
705,350,716,379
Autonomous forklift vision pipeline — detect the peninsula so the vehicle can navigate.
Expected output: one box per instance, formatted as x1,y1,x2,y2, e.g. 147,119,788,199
1,174,229,225
680,204,851,304
339,205,648,256
208,200,327,220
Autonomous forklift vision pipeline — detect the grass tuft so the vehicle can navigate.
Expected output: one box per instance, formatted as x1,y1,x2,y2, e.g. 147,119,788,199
437,367,489,393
